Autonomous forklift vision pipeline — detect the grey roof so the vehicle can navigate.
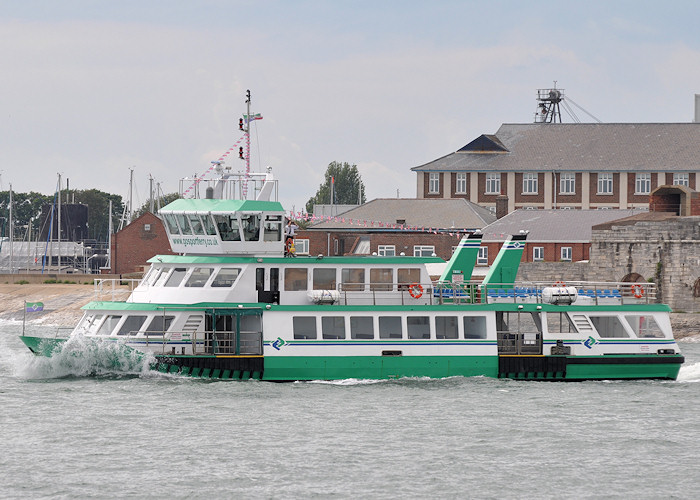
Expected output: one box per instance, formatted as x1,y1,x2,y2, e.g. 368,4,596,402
306,198,496,231
481,209,646,242
412,123,700,173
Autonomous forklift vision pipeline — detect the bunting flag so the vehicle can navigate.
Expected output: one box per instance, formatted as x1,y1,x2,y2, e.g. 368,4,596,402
182,135,247,198
244,113,263,123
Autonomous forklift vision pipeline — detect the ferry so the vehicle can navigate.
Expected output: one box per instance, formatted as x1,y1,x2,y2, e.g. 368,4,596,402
19,100,684,381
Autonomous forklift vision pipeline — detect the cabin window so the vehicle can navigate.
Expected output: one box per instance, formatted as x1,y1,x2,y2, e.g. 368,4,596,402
285,268,308,291
165,268,188,287
162,214,180,235
624,315,664,338
188,214,205,235
97,315,122,336
378,245,395,257
322,317,346,339
145,315,174,336
407,316,430,339
117,315,147,336
185,267,213,287
145,267,162,286
496,312,541,335
379,316,402,339
398,268,421,291
313,268,337,290
293,316,317,339
241,214,261,241
436,316,458,339
370,268,393,291
546,312,577,334
341,268,365,291
350,316,374,339
154,269,170,287
413,245,434,257
463,316,487,339
175,214,192,235
211,268,241,287
263,215,283,242
202,215,217,235
213,214,241,241
589,316,629,338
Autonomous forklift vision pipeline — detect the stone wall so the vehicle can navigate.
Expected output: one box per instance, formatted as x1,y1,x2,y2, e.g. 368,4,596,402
516,261,589,283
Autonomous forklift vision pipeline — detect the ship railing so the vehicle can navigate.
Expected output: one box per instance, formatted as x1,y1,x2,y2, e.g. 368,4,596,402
140,329,263,356
497,331,543,355
178,173,278,201
93,278,141,301
336,280,658,306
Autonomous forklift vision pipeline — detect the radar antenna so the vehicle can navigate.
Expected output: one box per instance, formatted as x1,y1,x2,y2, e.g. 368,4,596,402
535,82,563,123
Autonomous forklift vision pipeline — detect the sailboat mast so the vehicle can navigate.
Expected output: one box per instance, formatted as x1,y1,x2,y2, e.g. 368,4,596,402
57,173,61,272
9,183,13,274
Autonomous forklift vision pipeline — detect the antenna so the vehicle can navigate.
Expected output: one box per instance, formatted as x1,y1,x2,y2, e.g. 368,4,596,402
535,82,563,123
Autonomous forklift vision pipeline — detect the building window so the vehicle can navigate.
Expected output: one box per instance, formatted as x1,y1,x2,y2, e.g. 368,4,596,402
533,247,544,261
294,239,309,255
477,246,488,265
522,173,538,194
560,173,575,194
597,173,613,194
428,173,440,194
635,173,651,195
378,245,395,256
455,173,467,194
144,224,151,231
673,173,689,186
561,247,572,261
486,173,500,194
413,245,435,257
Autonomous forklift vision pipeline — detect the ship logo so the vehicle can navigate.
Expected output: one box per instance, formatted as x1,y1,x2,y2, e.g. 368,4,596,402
272,337,286,350
583,336,598,349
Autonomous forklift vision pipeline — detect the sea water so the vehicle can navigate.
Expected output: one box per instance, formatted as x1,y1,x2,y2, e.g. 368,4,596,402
1,321,699,500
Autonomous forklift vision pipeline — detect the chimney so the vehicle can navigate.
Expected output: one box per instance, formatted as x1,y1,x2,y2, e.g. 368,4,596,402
496,194,509,219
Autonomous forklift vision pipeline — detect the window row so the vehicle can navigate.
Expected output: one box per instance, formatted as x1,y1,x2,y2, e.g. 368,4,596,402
162,213,283,243
144,266,241,288
293,315,488,340
285,267,422,291
80,313,175,336
293,241,435,257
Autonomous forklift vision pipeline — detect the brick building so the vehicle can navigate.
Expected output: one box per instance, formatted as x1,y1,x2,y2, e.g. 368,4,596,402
411,123,700,213
295,198,495,260
110,212,174,275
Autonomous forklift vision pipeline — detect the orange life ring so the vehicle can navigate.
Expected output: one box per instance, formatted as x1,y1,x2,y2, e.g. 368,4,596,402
408,283,424,299
631,284,645,299
554,281,566,287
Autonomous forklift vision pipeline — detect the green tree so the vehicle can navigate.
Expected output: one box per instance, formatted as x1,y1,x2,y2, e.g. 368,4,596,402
305,161,366,213
133,192,181,219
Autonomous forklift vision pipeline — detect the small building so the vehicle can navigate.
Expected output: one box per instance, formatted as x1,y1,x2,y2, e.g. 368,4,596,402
110,212,174,275
295,198,495,260
480,209,645,266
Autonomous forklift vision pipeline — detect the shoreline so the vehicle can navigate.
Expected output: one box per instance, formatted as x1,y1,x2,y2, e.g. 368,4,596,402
2,283,698,340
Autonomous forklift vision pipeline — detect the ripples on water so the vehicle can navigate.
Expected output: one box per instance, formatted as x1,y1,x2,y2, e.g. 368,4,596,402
2,322,699,499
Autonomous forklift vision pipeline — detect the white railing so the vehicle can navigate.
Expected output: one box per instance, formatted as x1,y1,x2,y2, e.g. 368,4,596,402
93,278,141,301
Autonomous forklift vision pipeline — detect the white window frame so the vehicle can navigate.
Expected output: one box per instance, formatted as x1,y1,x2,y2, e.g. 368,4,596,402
485,173,501,194
533,247,544,261
673,173,689,186
597,173,613,194
428,173,440,194
413,245,435,257
635,173,651,195
455,172,467,194
561,247,572,262
294,238,310,255
378,245,395,257
522,173,538,194
559,173,575,194
477,246,488,265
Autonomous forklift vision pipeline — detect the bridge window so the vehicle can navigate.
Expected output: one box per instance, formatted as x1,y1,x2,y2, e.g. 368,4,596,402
202,215,217,235
263,215,283,242
213,214,241,241
589,316,629,338
211,268,241,287
313,268,336,290
117,315,147,336
350,316,374,339
241,214,261,241
463,316,487,339
322,317,346,339
379,316,402,339
188,214,205,235
185,267,213,287
175,214,192,235
162,214,180,235
293,316,317,339
407,316,430,339
436,316,458,339
284,268,308,291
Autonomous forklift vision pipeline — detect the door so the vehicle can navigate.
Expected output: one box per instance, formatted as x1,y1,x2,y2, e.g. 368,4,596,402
205,308,263,355
256,267,280,303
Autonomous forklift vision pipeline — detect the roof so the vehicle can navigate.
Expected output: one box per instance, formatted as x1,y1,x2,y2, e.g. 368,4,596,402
160,198,284,214
305,198,496,231
481,209,647,242
591,211,678,230
412,123,700,173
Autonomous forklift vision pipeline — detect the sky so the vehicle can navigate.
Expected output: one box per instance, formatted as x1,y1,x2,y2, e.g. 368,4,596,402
2,0,700,214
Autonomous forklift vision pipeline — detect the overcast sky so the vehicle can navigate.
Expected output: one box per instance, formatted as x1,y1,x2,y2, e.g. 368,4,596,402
2,0,699,213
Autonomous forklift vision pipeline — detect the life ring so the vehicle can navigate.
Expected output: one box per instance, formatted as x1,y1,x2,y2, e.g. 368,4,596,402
631,284,645,299
408,283,424,299
554,281,566,287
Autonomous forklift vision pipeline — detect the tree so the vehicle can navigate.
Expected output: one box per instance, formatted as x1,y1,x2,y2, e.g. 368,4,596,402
305,161,366,214
133,192,181,219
